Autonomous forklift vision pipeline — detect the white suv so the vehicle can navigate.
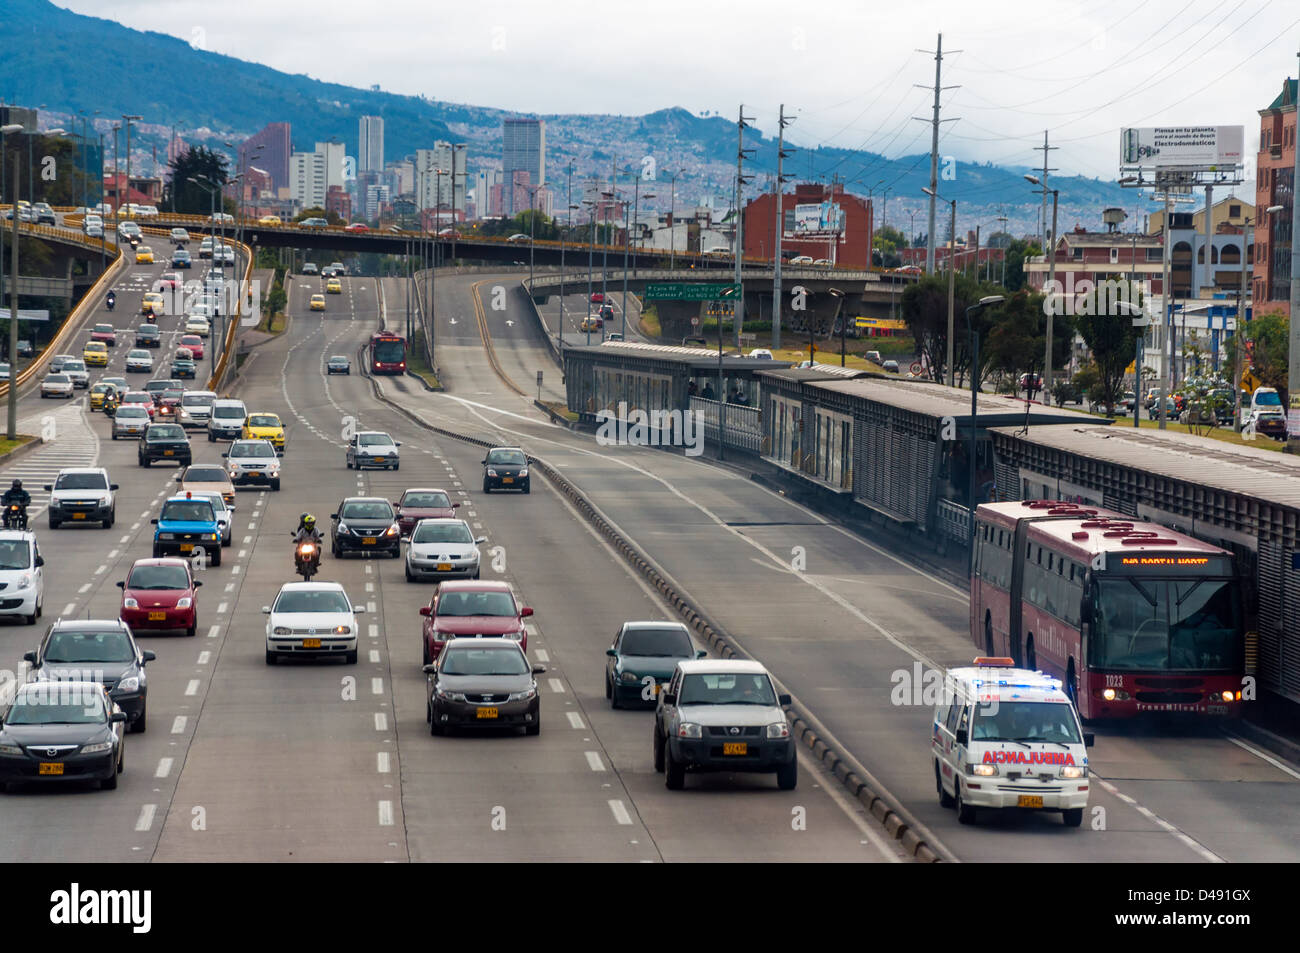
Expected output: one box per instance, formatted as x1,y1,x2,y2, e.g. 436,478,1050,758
263,582,364,665
0,531,45,624
223,439,281,490
178,391,217,429
44,468,118,529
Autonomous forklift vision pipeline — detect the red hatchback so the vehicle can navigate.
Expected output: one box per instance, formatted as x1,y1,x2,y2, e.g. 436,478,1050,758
117,558,201,637
394,487,460,536
590,292,604,303
179,334,204,359
419,580,532,665
120,391,156,418
90,323,117,346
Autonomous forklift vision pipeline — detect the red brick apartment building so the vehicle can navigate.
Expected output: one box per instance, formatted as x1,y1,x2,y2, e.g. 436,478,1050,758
1255,78,1297,316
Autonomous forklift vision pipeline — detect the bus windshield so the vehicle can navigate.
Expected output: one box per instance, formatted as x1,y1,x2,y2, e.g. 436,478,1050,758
1091,576,1239,671
374,340,404,364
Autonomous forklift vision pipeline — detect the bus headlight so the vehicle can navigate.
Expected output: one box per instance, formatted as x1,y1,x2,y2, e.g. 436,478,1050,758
1220,690,1237,703
1060,765,1087,780
1100,688,1131,702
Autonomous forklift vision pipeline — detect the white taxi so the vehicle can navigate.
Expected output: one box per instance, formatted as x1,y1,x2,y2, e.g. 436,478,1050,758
932,658,1093,827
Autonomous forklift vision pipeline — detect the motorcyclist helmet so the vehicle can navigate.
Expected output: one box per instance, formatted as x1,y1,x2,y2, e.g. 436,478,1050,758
10,480,20,491
303,515,316,530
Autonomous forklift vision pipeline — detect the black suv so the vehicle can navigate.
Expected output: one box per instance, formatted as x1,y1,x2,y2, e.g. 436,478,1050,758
482,447,530,494
136,324,162,348
138,423,192,468
23,619,155,732
330,497,401,558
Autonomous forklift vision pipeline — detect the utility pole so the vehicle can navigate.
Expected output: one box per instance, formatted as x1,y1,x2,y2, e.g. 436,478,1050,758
1202,183,1213,296
997,213,1008,286
735,104,755,349
914,33,959,275
972,225,980,281
773,104,794,350
1288,36,1300,448
1045,189,1059,401
8,165,18,439
946,199,956,386
1035,131,1058,250
1159,190,1172,429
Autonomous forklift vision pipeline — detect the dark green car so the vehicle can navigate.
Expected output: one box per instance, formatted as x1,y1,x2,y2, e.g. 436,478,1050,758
605,621,706,709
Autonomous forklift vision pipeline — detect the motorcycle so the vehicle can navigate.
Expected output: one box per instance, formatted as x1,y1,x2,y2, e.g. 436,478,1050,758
292,534,321,581
106,291,116,312
3,503,28,530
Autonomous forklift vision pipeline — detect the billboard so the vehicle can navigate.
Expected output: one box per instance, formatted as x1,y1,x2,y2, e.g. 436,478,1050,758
789,201,845,237
1119,126,1244,171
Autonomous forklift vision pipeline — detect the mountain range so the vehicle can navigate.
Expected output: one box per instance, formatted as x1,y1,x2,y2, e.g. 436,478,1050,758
4,0,1161,237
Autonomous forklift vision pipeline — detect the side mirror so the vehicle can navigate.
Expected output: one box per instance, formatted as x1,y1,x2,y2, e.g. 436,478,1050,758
695,649,707,659
193,580,203,588
110,484,120,491
778,693,792,707
176,475,183,482
150,519,158,525
261,606,271,614
353,606,366,613
115,581,125,589
474,537,487,545
330,513,339,520
142,650,157,664
419,606,432,616
481,459,487,465
606,648,618,657
661,693,676,706
22,651,36,665
1083,732,1095,748
955,728,968,746
520,607,534,618
43,485,52,492
221,453,229,458
422,664,436,675
452,502,461,508
277,451,284,457
111,712,127,723
34,555,44,568
531,665,547,675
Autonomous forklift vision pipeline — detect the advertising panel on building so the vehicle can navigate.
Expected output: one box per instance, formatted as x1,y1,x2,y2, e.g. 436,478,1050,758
1119,126,1245,171
790,202,845,238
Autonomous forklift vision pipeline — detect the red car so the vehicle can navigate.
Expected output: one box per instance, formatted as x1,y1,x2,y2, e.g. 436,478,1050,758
156,272,182,291
117,557,201,637
345,223,370,232
179,334,204,359
394,487,460,536
120,391,156,418
419,580,532,665
155,388,184,419
437,228,461,239
590,292,605,303
90,323,117,347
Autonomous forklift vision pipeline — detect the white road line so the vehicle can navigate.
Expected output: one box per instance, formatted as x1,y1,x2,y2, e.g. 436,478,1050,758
197,651,211,664
365,582,374,592
534,649,549,663
377,752,390,774
473,521,483,529
367,601,376,613
566,712,584,729
369,650,380,663
371,677,383,695
607,800,634,825
524,623,538,636
548,678,565,693
155,757,173,778
231,565,242,575
1092,777,1224,862
378,801,394,826
134,804,157,832
1224,735,1300,781
207,624,220,638
368,624,379,639
365,564,373,575
184,679,199,696
94,565,106,575
224,583,234,592
242,535,252,544
77,583,91,594
131,522,140,530
118,535,130,544
247,521,256,529
171,716,187,734
216,602,228,614
374,712,387,731
238,549,248,559
139,511,149,519
61,602,76,616
585,751,606,771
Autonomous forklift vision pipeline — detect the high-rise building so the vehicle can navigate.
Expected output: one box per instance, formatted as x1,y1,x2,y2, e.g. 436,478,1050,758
240,122,291,194
315,141,347,192
290,151,327,209
1255,78,1297,316
502,118,545,212
386,159,415,197
359,116,384,173
326,185,351,222
414,143,468,217
365,184,391,220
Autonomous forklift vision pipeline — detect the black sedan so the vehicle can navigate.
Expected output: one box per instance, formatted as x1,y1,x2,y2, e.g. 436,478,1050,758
23,619,156,732
0,681,126,791
330,497,402,558
425,639,544,736
326,355,351,375
481,446,530,494
138,423,192,468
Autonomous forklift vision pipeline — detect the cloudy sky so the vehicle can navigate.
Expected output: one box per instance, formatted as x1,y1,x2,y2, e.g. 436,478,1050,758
60,0,1300,183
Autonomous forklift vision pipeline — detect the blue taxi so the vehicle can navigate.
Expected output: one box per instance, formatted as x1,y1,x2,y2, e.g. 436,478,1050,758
151,493,223,567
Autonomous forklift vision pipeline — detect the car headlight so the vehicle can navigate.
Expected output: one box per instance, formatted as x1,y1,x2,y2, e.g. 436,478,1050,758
123,597,139,609
509,687,537,701
273,626,292,635
334,625,352,635
81,741,113,754
435,687,465,702
1060,765,1087,780
507,629,524,641
176,597,193,609
385,524,399,536
620,671,640,683
0,743,23,756
157,533,176,541
518,467,529,477
677,722,702,739
486,468,498,477
766,721,790,739
203,533,218,541
16,573,31,590
49,499,62,508
337,523,350,535
117,676,140,693
971,764,997,777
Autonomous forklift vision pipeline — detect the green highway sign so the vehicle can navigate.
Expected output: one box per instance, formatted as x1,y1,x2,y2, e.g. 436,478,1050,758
645,282,741,301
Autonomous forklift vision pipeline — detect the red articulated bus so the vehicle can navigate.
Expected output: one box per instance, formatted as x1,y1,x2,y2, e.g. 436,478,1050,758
971,500,1246,720
370,332,407,375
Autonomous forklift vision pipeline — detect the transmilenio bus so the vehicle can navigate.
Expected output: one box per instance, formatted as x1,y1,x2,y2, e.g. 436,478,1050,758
369,332,407,375
971,500,1245,720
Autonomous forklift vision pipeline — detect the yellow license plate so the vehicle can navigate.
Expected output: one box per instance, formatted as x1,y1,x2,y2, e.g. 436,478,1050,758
722,742,748,756
362,537,376,545
652,683,661,695
502,477,514,483
476,707,499,719
179,543,193,553
1017,795,1044,809
436,563,453,571
163,450,175,456
302,638,321,648
148,611,167,621
39,762,64,775
72,513,86,519
372,457,385,463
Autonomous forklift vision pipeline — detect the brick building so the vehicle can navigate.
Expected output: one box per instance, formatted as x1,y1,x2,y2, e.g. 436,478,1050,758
325,184,351,222
743,183,873,267
1254,78,1297,316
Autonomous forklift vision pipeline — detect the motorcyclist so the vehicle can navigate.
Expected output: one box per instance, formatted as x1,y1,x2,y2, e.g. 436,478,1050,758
103,387,120,415
293,514,323,546
106,290,116,312
2,480,30,528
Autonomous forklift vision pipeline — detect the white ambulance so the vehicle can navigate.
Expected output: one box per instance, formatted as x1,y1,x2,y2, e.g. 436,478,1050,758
932,658,1094,827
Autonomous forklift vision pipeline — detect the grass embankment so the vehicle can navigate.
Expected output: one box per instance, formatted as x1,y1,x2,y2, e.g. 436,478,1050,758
407,330,441,388
639,305,662,338
542,401,579,422
259,312,287,334
0,435,37,457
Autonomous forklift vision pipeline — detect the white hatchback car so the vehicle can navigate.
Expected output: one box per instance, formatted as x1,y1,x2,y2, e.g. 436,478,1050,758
0,531,45,624
223,438,282,490
263,582,364,665
404,518,486,582
125,349,153,373
40,373,75,399
346,431,401,471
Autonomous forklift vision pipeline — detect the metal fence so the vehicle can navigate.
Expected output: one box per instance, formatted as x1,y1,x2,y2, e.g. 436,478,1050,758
692,397,762,453
936,497,972,544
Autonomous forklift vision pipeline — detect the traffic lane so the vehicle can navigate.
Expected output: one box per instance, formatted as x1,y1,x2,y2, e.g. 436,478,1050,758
486,283,566,404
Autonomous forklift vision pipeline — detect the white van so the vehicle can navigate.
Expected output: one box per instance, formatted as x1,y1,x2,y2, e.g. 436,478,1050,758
932,658,1093,827
0,531,44,624
1243,386,1287,439
207,398,247,442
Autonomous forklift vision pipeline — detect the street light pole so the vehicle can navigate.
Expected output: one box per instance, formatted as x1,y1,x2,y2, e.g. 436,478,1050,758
8,163,18,439
964,295,1005,574
830,288,846,366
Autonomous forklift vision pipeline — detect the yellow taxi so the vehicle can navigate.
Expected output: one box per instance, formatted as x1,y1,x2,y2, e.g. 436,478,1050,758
135,245,154,264
242,411,286,450
141,291,166,316
258,215,282,226
88,381,120,411
326,277,342,294
310,293,326,311
82,340,109,367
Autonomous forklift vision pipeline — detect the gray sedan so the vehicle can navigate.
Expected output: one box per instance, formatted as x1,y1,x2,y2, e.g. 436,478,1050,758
425,639,545,736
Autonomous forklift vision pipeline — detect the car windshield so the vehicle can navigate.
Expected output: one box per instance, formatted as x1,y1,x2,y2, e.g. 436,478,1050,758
1255,391,1282,407
148,426,185,440
182,394,213,407
358,434,393,447
128,565,190,590
403,492,451,508
162,389,183,400
116,407,147,419
340,501,393,520
970,700,1082,745
1091,576,1240,672
0,540,32,570
436,590,517,617
232,442,273,458
621,628,693,657
54,473,107,490
185,467,227,482
677,672,777,706
487,450,526,465
440,646,529,676
6,691,107,725
329,356,348,364
46,374,70,383
273,589,351,614
128,351,149,360
160,501,214,522
44,630,135,664
213,406,245,418
94,324,112,333
248,415,279,427
413,523,473,544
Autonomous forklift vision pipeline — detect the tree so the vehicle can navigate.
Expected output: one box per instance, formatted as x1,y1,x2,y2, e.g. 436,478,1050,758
984,290,1045,381
1071,286,1141,414
295,206,343,226
1244,310,1289,401
165,146,229,214
1002,239,1042,292
900,273,1003,387
1175,372,1231,436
